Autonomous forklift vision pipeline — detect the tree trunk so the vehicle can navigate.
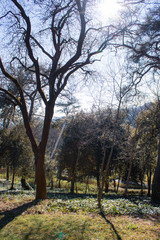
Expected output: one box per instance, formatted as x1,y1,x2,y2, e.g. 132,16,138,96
97,147,113,209
140,177,143,195
147,169,152,197
70,179,75,194
105,175,109,193
152,135,160,203
35,153,47,199
50,178,54,190
10,169,15,190
113,178,116,192
96,166,100,190
76,182,78,193
6,164,9,180
70,148,80,194
124,144,134,196
97,175,100,190
97,186,102,208
58,179,61,188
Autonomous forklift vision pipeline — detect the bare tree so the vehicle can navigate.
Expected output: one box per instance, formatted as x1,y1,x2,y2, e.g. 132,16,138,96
0,0,116,199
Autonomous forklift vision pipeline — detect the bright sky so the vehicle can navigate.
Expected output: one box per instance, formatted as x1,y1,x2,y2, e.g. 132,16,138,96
96,0,122,23
71,0,124,113
53,0,124,117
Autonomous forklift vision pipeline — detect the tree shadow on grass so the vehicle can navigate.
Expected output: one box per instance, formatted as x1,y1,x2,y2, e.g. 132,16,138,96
0,200,39,230
99,211,122,240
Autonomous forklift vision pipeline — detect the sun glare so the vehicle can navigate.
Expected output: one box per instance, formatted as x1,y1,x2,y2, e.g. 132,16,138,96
97,0,121,22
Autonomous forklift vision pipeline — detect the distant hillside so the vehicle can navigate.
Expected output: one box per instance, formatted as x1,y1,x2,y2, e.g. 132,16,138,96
127,102,152,126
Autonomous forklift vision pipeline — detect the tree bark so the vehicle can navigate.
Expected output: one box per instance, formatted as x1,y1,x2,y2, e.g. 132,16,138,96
152,135,160,203
124,158,132,196
6,164,9,180
113,178,116,192
58,179,61,188
105,175,109,193
50,178,54,190
124,132,136,196
147,169,151,197
35,153,47,199
140,177,143,195
70,148,80,194
10,169,15,190
97,173,100,190
97,147,114,209
70,179,75,194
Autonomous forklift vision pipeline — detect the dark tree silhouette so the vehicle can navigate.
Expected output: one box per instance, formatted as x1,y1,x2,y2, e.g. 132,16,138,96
0,0,114,199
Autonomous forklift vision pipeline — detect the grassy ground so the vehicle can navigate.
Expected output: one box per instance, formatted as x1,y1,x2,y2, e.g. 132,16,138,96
0,191,160,239
1,212,160,240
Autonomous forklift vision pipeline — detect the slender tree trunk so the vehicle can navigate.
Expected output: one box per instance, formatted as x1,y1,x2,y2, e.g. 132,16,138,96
140,177,143,195
10,169,15,190
97,146,114,209
124,157,132,196
76,182,78,193
152,135,160,203
97,148,107,208
124,133,136,196
70,149,80,194
6,164,9,180
97,174,100,190
70,179,75,194
113,178,116,192
96,163,100,191
35,153,47,199
147,169,152,197
58,179,61,188
105,175,109,193
50,178,54,190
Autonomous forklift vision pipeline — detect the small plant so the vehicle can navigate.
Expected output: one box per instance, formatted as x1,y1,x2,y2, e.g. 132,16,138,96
127,224,138,230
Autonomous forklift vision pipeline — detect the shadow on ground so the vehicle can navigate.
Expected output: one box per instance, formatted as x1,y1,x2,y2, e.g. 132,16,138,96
0,200,39,230
99,211,122,240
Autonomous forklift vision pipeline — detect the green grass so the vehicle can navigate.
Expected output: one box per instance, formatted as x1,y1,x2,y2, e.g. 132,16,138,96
0,214,118,240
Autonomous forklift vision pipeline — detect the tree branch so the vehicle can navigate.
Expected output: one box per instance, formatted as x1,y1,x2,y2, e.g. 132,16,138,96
30,35,53,60
0,88,21,106
11,0,47,105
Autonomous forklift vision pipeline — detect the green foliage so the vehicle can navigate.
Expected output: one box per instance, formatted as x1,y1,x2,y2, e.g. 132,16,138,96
134,103,159,179
127,223,138,230
56,109,127,191
0,125,33,177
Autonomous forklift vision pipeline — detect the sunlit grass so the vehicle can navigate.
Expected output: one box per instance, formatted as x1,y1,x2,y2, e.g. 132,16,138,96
0,192,160,239
0,213,160,240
